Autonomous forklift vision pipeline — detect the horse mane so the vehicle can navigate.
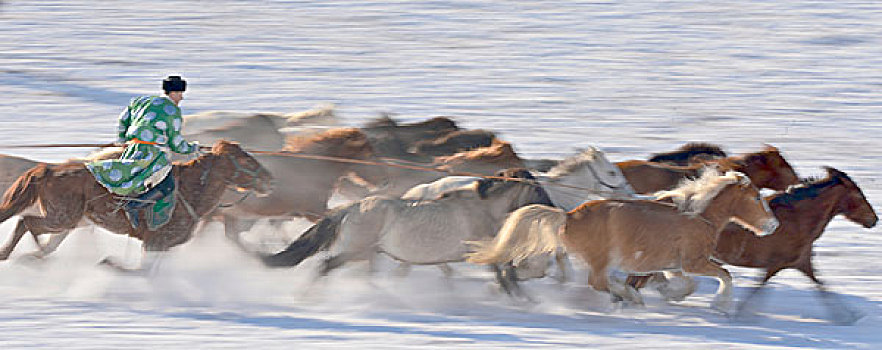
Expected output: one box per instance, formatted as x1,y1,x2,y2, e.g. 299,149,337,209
771,167,852,206
283,128,369,154
545,147,600,178
364,114,398,128
654,169,751,215
435,141,520,164
284,103,335,123
677,142,726,154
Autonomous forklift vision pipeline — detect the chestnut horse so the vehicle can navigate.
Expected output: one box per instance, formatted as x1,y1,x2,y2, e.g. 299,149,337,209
468,170,778,311
617,145,799,194
630,167,877,324
0,141,273,269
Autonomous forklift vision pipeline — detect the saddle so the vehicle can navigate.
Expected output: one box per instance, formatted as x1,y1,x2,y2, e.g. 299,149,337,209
122,173,176,230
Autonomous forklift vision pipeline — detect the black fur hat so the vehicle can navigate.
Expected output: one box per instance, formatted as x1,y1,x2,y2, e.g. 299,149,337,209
162,75,187,93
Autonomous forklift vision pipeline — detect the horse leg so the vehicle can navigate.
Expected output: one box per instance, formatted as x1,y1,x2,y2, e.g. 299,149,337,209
222,215,256,251
682,259,733,313
734,266,783,319
319,253,350,276
553,251,570,284
394,262,412,277
0,218,31,260
437,263,454,278
608,275,644,306
1,212,80,260
656,271,697,302
27,230,71,258
796,258,863,325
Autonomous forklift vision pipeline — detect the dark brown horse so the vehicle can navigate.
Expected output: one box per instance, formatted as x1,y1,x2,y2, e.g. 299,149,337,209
628,167,877,323
410,129,496,156
0,141,273,268
617,145,799,194
648,142,728,166
361,116,460,162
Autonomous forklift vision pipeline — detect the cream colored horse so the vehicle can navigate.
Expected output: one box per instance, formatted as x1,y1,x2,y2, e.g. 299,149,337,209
468,170,779,311
261,177,553,294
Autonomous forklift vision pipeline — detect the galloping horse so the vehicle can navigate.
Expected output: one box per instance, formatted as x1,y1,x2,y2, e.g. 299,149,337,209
217,128,387,247
468,170,778,311
403,147,634,211
367,141,527,198
0,141,273,270
260,174,553,292
617,145,799,194
629,167,877,324
648,142,728,166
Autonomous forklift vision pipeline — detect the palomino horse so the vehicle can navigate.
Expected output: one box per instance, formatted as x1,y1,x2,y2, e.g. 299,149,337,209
0,141,273,269
260,174,553,292
648,142,728,166
217,128,388,247
468,170,779,311
617,145,799,194
629,167,877,324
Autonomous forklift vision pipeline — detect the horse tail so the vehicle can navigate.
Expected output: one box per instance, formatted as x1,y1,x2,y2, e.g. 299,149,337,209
0,164,48,224
467,204,567,265
261,205,351,268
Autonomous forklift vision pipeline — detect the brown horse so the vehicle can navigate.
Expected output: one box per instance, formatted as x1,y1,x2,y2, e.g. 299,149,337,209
361,116,460,162
647,142,728,166
0,141,273,268
410,129,496,156
617,145,799,194
371,141,527,197
631,167,877,323
217,128,387,247
468,170,778,311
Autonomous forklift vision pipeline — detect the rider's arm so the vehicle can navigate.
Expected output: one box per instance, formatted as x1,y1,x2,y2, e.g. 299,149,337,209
163,102,199,154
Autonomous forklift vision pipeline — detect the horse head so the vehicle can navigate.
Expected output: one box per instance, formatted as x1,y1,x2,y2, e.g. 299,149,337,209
548,147,634,195
741,145,800,191
718,171,779,235
212,140,274,196
826,166,878,228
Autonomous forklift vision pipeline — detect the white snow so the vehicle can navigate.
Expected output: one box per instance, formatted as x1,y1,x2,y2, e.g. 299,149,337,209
1,0,881,348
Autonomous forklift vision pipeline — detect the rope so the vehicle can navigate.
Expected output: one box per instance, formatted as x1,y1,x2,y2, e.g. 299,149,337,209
0,142,630,196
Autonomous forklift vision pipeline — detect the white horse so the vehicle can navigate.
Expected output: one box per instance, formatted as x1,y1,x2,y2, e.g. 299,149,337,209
402,147,635,210
260,176,554,296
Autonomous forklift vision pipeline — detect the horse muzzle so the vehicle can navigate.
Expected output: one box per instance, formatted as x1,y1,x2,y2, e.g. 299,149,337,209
759,218,779,236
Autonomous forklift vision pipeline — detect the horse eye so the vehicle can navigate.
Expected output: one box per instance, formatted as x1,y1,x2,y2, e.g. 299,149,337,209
608,171,618,177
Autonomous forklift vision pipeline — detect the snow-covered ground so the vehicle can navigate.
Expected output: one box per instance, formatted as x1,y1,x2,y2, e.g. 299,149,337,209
1,0,881,348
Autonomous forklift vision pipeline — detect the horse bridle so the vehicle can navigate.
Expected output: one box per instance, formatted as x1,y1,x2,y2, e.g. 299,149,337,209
199,152,267,208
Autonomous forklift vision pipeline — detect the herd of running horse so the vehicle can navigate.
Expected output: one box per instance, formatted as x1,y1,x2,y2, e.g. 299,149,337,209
0,106,876,323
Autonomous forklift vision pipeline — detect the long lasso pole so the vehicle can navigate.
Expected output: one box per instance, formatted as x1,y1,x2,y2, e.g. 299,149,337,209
0,142,628,196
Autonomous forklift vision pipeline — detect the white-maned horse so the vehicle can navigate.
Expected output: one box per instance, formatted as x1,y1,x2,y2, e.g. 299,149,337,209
260,175,554,297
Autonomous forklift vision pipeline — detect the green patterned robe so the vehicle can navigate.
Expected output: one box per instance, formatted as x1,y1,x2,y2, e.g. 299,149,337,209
87,96,198,196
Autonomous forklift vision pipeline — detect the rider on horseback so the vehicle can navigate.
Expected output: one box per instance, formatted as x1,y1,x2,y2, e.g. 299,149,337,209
86,76,200,228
